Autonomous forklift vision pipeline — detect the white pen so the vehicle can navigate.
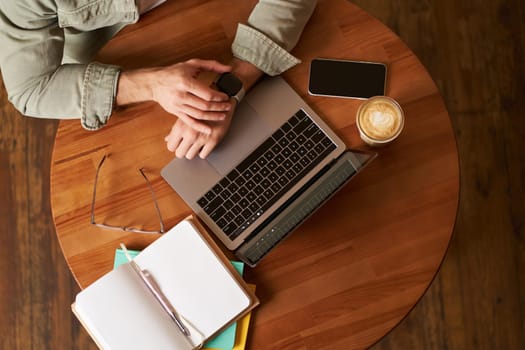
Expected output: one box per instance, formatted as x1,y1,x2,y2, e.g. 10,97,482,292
120,243,191,337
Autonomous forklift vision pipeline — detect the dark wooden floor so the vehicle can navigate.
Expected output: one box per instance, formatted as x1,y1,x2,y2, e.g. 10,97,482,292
1,0,524,349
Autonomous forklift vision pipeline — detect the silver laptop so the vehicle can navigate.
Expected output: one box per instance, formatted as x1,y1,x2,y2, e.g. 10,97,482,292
161,76,375,266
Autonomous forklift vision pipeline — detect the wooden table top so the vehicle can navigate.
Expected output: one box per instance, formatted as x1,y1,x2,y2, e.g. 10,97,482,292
50,0,459,348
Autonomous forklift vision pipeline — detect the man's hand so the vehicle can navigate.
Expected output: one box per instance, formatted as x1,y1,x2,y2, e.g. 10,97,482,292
162,58,264,158
116,59,233,135
164,100,236,159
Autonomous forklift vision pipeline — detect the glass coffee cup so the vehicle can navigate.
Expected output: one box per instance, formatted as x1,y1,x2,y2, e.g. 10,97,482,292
356,96,404,146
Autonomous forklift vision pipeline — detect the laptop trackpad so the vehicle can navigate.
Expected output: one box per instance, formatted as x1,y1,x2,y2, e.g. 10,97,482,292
208,102,272,175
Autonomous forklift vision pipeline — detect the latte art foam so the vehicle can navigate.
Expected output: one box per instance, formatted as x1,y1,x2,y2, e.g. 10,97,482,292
357,96,404,143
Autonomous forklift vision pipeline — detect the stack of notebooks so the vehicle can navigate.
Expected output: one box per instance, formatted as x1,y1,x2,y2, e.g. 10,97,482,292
72,217,259,350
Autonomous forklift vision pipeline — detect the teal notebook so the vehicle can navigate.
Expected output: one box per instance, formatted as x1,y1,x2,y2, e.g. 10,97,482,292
114,249,244,350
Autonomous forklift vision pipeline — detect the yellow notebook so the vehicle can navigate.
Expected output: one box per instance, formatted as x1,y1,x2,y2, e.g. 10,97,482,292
72,217,259,350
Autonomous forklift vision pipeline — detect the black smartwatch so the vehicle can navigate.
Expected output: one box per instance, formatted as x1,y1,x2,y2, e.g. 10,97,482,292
215,72,245,103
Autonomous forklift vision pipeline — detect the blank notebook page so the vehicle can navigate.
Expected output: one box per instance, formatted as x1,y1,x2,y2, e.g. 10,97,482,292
74,220,251,350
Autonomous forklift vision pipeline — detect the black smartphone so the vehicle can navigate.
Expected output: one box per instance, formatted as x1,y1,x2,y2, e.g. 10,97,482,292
308,58,387,99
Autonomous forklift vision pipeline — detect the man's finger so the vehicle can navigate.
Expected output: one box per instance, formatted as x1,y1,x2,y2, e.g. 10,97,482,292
187,59,232,74
180,104,227,121
184,93,232,112
199,140,218,159
186,78,229,102
185,139,206,160
178,113,212,135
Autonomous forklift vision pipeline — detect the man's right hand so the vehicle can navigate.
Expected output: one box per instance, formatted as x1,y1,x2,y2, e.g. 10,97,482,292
116,59,233,135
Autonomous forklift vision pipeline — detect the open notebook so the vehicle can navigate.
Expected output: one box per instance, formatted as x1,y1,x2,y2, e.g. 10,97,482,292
72,217,259,350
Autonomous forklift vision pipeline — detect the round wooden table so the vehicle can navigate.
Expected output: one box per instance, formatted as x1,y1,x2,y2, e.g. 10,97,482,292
50,0,459,348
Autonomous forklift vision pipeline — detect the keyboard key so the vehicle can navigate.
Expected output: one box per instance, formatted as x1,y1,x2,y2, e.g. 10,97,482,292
246,180,256,190
260,167,270,177
256,195,266,206
289,114,300,126
249,163,260,174
253,173,263,183
272,128,284,140
235,176,246,187
224,211,235,223
271,183,282,193
271,143,282,154
239,187,248,197
239,198,250,208
254,185,264,195
231,205,242,215
231,193,241,202
219,177,230,188
234,216,245,226
293,163,303,173
247,192,257,203
204,190,215,201
322,136,334,147
220,188,231,198
275,166,286,176
210,206,226,221
312,129,325,143
305,140,315,149
197,197,208,208
242,169,253,179
216,218,227,229
242,208,253,219
223,199,234,210
304,123,318,138
279,137,289,148
213,183,223,194
203,197,222,214
264,150,275,161
257,157,268,167
281,122,292,133
249,202,259,212
278,176,289,186
223,222,238,236
227,182,239,193
263,188,274,199
295,109,307,119
315,143,326,154
227,169,240,182
285,130,297,141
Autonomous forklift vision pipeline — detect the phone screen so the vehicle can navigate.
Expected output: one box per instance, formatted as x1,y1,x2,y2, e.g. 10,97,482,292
308,58,386,99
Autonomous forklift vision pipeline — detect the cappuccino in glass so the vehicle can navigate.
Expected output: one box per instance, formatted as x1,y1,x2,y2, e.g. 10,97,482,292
356,96,404,146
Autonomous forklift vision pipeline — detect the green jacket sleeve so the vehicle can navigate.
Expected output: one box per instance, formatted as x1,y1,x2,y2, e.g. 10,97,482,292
0,2,121,130
232,0,317,76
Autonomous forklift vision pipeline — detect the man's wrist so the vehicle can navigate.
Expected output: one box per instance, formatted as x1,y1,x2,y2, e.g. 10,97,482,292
229,58,264,91
115,68,156,106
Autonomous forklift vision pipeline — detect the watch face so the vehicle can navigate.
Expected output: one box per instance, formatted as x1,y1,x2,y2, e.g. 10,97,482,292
216,72,242,97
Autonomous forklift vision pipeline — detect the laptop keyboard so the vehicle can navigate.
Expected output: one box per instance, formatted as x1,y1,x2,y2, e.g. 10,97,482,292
197,109,337,240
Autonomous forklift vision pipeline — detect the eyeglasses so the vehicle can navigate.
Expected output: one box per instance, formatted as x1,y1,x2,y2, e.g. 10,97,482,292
90,155,166,234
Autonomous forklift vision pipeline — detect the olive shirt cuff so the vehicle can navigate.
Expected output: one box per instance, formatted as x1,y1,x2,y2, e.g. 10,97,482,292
231,23,301,76
81,62,121,131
